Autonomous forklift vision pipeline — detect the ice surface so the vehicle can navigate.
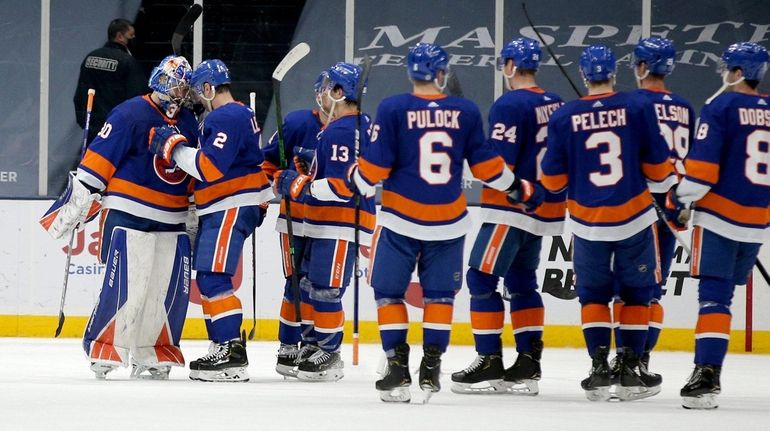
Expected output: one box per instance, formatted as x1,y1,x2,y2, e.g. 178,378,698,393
1,338,768,430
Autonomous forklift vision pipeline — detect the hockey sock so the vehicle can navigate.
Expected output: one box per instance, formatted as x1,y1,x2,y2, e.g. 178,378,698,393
423,291,454,353
206,291,243,343
618,304,649,356
310,284,345,352
509,290,544,353
612,298,624,353
694,276,733,367
299,278,317,344
467,268,504,354
376,297,409,355
200,296,215,341
645,300,664,353
581,303,612,356
278,296,301,345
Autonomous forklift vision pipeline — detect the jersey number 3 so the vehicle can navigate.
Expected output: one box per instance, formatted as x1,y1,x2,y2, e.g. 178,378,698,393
586,131,623,187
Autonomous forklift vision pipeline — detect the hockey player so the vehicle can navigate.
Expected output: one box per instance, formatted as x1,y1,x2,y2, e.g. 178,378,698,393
610,37,696,389
450,37,565,396
541,44,676,402
273,62,375,382
149,59,273,382
262,71,330,377
41,55,198,379
672,42,770,409
346,43,543,403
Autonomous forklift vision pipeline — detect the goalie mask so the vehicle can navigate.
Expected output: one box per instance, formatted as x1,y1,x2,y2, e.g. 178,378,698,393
149,55,192,118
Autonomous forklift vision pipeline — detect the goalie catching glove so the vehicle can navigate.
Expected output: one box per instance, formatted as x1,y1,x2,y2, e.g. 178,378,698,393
39,172,102,240
506,177,544,213
148,125,187,165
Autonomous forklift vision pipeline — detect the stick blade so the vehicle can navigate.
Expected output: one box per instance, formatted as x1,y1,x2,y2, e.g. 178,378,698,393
272,42,311,82
171,4,203,54
54,312,64,338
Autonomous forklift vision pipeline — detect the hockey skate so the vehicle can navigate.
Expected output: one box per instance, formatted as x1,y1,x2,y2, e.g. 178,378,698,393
90,362,118,380
189,341,217,380
418,345,442,404
581,346,611,401
296,349,344,382
615,347,662,401
190,339,249,382
275,343,299,378
681,365,721,410
376,344,412,403
130,362,171,380
503,340,543,395
450,353,505,394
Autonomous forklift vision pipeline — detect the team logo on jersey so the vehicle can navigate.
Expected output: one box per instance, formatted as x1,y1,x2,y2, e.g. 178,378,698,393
152,155,188,185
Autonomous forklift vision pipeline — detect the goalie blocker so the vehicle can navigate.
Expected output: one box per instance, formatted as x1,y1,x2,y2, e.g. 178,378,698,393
84,226,191,379
39,172,101,240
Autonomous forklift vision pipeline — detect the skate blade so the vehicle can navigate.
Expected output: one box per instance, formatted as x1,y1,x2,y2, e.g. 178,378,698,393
419,385,439,404
503,379,539,396
584,386,611,402
682,393,719,409
276,364,298,378
379,387,411,403
296,369,344,382
450,379,507,395
131,366,170,380
616,384,661,401
90,363,117,380
195,367,250,382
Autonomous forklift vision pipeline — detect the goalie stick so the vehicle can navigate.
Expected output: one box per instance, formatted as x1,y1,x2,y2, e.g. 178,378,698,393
272,42,311,327
55,88,95,338
171,4,203,55
352,56,373,366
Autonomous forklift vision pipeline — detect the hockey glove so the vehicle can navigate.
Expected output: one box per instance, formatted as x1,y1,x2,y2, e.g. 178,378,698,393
293,146,316,175
274,169,312,200
664,186,690,231
148,125,187,165
39,172,102,240
507,177,544,213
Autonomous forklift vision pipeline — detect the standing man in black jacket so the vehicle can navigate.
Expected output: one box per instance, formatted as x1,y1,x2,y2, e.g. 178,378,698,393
74,18,148,146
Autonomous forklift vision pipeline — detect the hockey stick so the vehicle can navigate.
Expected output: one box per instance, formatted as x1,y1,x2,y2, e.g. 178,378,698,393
171,4,203,55
352,56,373,366
273,42,311,327
447,70,463,97
521,2,583,98
55,88,95,338
248,91,258,341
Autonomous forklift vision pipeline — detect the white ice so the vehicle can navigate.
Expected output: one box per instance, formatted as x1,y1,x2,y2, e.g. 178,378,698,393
1,338,768,430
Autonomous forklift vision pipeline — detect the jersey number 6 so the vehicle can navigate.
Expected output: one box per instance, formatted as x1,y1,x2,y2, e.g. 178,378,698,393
419,131,452,185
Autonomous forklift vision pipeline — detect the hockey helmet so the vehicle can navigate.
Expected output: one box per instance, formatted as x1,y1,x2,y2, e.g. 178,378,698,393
407,43,449,81
720,42,769,81
633,37,676,76
579,44,616,82
191,59,231,96
325,62,366,102
498,37,542,71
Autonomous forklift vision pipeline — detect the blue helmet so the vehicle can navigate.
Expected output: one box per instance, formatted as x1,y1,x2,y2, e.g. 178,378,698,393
579,44,616,82
407,43,449,81
498,37,542,71
633,37,676,76
148,55,192,114
314,71,328,94
326,62,365,102
191,59,231,95
721,42,769,81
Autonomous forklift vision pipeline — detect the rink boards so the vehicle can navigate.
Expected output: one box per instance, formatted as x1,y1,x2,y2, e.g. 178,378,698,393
1,199,768,352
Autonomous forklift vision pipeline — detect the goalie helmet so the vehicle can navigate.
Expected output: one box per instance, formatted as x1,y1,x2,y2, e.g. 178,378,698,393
149,55,192,116
720,42,769,81
407,43,449,81
191,59,231,95
633,37,676,76
325,62,365,102
498,37,541,71
579,44,616,82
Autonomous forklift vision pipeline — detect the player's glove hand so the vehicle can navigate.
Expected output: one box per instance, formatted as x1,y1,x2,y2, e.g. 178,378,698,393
274,169,312,200
507,177,544,213
664,186,690,231
345,164,360,196
148,125,187,165
293,146,315,175
257,201,269,227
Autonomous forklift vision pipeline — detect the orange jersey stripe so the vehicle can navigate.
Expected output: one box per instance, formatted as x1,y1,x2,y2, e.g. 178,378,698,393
642,160,675,182
367,225,382,285
261,160,279,180
697,191,770,225
470,156,506,183
81,150,117,183
650,302,664,324
685,159,719,185
106,178,189,210
381,190,466,222
359,158,391,184
198,152,225,182
541,173,568,192
582,303,611,324
213,208,238,272
568,189,653,224
314,310,344,329
470,311,504,330
378,303,409,325
327,177,354,199
511,307,545,329
279,199,305,218
194,172,271,207
424,303,453,324
305,205,376,230
620,305,650,325
691,226,703,277
695,313,731,334
480,224,509,273
480,188,566,218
